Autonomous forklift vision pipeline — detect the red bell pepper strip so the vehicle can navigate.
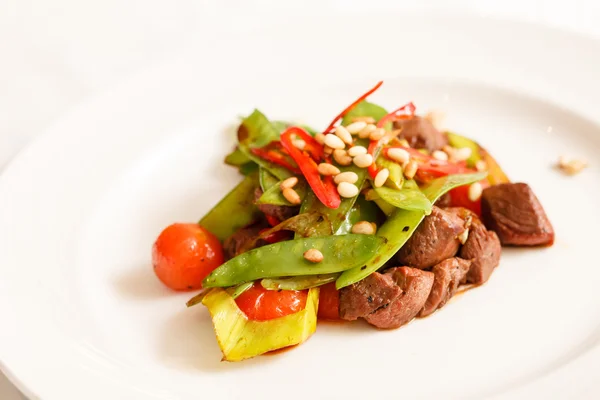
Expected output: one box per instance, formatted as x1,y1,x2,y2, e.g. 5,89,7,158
250,142,301,174
280,127,341,209
367,102,417,178
322,81,384,134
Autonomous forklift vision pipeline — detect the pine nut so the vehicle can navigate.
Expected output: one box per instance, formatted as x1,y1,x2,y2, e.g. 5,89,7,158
353,153,374,168
370,222,378,234
468,182,483,202
432,150,449,161
282,187,301,204
292,139,306,150
334,171,359,184
317,163,340,176
454,147,472,161
475,160,488,171
374,168,389,188
337,182,359,198
303,248,324,263
333,149,353,166
334,126,353,145
458,229,469,245
351,221,375,235
369,128,385,141
558,156,588,175
346,121,367,134
387,148,410,165
347,146,367,157
314,132,325,145
404,161,418,180
324,133,346,149
324,146,333,155
280,177,298,190
358,124,377,139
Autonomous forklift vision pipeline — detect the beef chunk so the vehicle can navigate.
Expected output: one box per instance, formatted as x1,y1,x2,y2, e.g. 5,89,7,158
393,116,448,152
365,267,434,329
223,223,267,259
419,258,470,317
434,192,453,208
461,218,501,284
445,207,502,284
339,272,403,321
481,183,554,246
396,206,466,269
254,187,299,222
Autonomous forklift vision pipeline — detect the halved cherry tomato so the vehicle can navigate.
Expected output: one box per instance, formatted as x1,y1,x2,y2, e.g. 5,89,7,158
152,223,224,291
317,282,340,320
448,179,490,216
235,283,308,321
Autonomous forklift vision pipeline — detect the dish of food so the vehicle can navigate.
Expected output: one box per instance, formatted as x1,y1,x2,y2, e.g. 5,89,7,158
151,82,555,361
1,13,600,400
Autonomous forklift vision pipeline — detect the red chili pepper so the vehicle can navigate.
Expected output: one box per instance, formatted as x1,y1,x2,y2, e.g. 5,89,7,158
376,102,416,128
367,140,380,179
290,127,324,161
265,214,281,227
250,142,301,174
322,81,384,134
280,127,341,209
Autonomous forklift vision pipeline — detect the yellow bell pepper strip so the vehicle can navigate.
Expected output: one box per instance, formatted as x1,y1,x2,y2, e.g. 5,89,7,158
201,287,319,361
336,172,487,289
198,174,261,242
203,234,386,288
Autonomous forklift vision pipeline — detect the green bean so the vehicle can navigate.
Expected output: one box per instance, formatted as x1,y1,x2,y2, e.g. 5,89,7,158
203,234,386,288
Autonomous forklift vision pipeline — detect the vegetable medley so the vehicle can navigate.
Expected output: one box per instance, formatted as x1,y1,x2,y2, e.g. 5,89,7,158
151,81,554,361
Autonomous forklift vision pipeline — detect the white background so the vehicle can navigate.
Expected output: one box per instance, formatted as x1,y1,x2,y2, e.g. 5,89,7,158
1,1,599,398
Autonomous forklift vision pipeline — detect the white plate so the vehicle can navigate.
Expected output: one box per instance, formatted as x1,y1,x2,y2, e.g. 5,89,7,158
1,13,600,400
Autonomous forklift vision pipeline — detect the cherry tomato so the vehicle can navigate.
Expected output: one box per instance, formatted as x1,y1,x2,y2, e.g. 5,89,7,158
448,180,490,217
152,223,224,291
235,283,307,321
317,282,341,320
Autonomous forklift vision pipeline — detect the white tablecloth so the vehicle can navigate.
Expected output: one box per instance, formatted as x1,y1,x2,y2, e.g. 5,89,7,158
1,1,599,398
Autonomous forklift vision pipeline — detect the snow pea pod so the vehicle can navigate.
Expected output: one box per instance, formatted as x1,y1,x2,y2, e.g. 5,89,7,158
199,174,261,242
203,234,386,288
335,195,380,235
375,157,403,189
373,186,432,213
259,168,279,191
336,172,487,289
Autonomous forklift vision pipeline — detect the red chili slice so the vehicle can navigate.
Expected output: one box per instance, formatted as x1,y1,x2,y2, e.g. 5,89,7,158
250,142,301,174
322,81,384,134
280,127,341,209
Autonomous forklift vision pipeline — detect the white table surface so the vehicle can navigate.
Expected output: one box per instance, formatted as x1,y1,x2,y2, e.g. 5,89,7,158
2,0,599,398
